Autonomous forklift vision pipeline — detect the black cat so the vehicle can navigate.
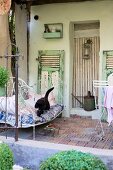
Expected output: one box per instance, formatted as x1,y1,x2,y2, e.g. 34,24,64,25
35,87,54,116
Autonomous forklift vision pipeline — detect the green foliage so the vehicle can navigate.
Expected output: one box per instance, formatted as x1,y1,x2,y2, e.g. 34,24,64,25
40,150,107,170
0,143,14,170
0,66,9,87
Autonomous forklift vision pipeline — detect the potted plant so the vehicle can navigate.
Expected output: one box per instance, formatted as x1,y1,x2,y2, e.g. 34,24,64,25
0,66,9,96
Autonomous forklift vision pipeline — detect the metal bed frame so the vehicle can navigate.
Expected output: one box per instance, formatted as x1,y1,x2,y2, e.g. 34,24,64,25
0,59,64,142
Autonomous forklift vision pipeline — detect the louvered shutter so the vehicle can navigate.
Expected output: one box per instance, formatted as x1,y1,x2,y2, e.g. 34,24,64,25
103,51,113,80
39,55,60,70
37,50,64,103
106,55,113,69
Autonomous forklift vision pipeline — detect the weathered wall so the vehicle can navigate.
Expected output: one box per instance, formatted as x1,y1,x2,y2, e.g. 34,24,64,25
29,0,113,116
15,4,28,82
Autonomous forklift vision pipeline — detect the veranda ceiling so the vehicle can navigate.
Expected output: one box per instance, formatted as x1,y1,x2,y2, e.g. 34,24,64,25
14,0,104,5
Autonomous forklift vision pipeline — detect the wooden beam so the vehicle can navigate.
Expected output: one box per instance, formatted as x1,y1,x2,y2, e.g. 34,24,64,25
13,0,97,5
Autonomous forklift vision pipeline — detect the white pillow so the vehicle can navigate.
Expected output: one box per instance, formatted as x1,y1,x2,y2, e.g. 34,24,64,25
40,92,56,106
0,95,15,114
25,91,56,107
25,91,41,107
48,92,56,106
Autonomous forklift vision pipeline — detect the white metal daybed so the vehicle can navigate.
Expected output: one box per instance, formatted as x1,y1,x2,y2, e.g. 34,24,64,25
0,77,64,138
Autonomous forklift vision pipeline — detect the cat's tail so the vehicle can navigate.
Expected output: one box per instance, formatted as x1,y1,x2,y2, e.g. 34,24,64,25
45,87,54,98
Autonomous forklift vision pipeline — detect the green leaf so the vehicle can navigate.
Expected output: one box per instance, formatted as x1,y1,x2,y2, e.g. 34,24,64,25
0,66,9,87
40,150,107,170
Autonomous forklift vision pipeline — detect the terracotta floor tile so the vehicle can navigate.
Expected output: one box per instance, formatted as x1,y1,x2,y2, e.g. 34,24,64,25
5,116,113,150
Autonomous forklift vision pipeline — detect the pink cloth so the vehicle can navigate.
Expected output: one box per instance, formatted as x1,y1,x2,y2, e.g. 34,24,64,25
104,86,113,125
106,108,113,126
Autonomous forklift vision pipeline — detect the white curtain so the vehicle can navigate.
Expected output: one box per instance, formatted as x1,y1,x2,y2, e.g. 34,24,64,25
15,4,27,82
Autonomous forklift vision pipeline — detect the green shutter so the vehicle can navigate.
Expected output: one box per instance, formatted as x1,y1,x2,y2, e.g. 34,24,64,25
102,50,113,80
37,50,64,104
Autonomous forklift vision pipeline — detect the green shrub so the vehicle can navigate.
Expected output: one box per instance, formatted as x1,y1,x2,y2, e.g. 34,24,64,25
40,150,107,170
0,143,14,170
0,66,9,87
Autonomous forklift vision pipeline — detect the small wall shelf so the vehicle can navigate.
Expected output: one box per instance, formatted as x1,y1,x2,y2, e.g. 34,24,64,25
43,23,63,39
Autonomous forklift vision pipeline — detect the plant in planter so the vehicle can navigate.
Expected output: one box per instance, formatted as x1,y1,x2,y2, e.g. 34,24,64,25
0,66,9,96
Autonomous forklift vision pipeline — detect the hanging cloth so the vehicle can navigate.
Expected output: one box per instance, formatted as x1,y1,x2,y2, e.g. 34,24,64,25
0,0,11,15
104,86,113,125
0,14,11,73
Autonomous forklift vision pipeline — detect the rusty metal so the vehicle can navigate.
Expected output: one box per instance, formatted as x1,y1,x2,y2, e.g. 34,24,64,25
15,53,19,141
0,126,22,129
0,46,23,142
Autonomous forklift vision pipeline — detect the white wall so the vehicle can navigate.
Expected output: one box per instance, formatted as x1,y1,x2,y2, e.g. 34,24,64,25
15,4,27,82
29,0,113,117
